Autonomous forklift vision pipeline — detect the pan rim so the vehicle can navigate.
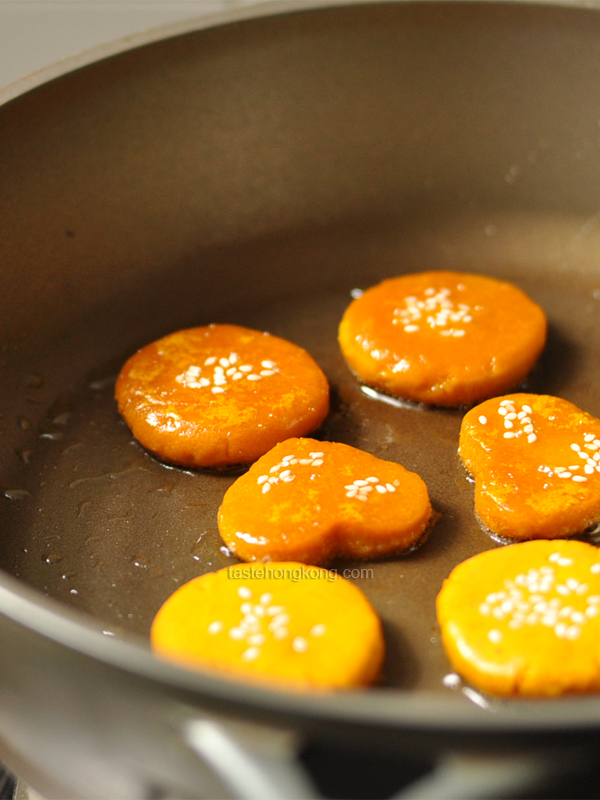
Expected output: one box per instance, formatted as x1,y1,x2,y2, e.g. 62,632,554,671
4,0,600,737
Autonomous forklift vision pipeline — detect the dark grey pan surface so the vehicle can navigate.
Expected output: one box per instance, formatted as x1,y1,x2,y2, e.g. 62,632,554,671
3,0,600,741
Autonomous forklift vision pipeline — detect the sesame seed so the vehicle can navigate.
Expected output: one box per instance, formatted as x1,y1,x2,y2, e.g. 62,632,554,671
479,416,487,424
488,629,502,643
554,622,568,637
273,628,289,640
232,372,243,380
238,587,252,599
376,485,387,493
586,606,599,618
262,361,275,369
312,459,324,466
219,358,230,367
559,472,573,479
500,400,514,406
571,612,585,624
260,593,272,605
573,476,588,482
262,483,271,494
260,370,275,376
587,595,600,604
311,624,327,637
247,634,265,646
292,636,309,653
571,443,581,452
443,673,462,688
565,625,581,640
247,374,261,381
310,452,325,458
241,647,260,661
504,421,514,429
386,483,396,492
240,602,252,614
504,432,516,439
208,621,223,635
204,357,217,365
528,434,537,443
591,564,600,574
211,386,225,394
404,325,419,333
498,407,508,416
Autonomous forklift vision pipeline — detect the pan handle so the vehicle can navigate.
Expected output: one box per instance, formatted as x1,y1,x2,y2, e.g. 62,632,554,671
183,716,321,799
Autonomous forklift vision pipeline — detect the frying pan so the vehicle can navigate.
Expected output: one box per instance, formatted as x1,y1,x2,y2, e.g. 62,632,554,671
3,0,600,796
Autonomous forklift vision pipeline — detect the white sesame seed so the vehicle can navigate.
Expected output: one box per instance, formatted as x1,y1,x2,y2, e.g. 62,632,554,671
311,624,327,637
247,374,261,381
573,476,588,482
585,465,595,474
591,565,600,575
357,495,368,501
488,629,502,643
558,558,573,567
232,372,243,380
241,647,260,661
271,614,290,627
587,595,600,604
292,636,309,653
404,325,419,333
505,413,517,420
260,593,272,605
566,625,581,640
219,358,230,368
500,400,514,406
498,407,508,416
443,673,462,688
452,330,466,337
310,452,325,458
549,553,560,563
522,405,532,413
204,357,217,365
247,634,265,646
260,370,275,376
211,386,225,394
229,627,244,640
504,421,514,429
241,603,253,615
262,360,275,369
208,621,223,635
479,416,487,424
266,606,284,615
257,475,269,485
568,465,580,471
268,476,278,485
559,472,573,479
504,432,516,439
239,365,252,372
541,615,557,627
229,353,239,364
586,606,599,618
376,485,387,493
273,628,289,640
528,434,537,443
556,585,570,596
262,483,271,494
571,612,585,624
311,460,324,466
238,587,252,599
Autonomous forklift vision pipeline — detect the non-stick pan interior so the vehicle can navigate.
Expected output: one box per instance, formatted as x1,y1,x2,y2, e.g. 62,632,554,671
2,0,600,705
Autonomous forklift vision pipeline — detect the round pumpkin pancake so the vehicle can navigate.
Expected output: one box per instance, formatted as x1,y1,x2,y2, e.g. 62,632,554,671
338,271,546,406
115,324,329,468
460,394,600,540
151,562,384,690
218,438,432,564
437,540,600,696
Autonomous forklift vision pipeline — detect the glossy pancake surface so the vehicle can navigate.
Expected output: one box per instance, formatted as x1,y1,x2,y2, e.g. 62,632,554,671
151,562,384,690
218,437,432,564
437,540,600,696
115,324,329,468
460,393,600,540
338,271,547,406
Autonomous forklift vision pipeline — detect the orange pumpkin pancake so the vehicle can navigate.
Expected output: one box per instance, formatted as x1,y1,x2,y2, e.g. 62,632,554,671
437,540,600,696
151,562,384,690
338,271,546,406
218,438,432,564
460,394,600,540
115,324,329,469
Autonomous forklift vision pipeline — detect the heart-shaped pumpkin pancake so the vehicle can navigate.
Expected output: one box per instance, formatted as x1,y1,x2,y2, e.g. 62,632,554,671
437,540,600,696
218,438,433,564
151,562,384,690
115,324,329,469
460,394,600,540
338,271,546,406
